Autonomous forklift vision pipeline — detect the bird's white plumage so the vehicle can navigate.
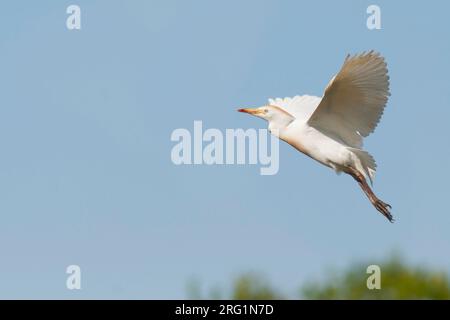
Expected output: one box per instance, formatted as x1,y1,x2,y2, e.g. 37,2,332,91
308,51,390,148
266,51,390,183
239,51,392,221
268,95,321,123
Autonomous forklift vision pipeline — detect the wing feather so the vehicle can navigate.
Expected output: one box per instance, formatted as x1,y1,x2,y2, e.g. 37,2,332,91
307,51,390,148
268,95,322,123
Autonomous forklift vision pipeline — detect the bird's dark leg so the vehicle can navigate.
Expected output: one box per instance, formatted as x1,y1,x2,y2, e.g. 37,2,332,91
344,166,394,222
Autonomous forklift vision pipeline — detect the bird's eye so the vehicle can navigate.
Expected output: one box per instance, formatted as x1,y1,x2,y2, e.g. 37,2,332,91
264,109,269,113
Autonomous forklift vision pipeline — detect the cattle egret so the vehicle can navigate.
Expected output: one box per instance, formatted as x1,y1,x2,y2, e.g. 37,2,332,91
238,51,393,222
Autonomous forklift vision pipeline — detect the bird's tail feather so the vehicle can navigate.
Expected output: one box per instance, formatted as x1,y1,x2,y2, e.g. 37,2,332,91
348,148,377,185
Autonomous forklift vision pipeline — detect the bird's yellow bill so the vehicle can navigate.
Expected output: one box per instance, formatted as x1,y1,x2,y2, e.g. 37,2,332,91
237,108,262,115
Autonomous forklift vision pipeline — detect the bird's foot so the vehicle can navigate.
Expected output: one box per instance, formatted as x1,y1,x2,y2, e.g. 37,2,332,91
373,198,394,223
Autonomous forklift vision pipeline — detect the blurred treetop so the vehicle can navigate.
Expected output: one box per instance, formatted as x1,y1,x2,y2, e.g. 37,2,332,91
188,255,450,300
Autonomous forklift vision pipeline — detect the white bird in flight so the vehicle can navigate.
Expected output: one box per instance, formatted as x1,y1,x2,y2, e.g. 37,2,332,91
238,51,393,222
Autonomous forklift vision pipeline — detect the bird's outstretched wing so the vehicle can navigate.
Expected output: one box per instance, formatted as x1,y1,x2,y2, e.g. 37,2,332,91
307,51,390,148
268,95,322,123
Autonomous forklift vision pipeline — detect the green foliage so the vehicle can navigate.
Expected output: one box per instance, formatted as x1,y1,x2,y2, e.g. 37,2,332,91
190,255,450,300
231,272,282,300
186,272,282,300
302,255,450,299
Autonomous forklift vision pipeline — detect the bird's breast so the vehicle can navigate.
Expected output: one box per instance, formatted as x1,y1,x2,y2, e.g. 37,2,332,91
280,122,313,157
280,122,341,168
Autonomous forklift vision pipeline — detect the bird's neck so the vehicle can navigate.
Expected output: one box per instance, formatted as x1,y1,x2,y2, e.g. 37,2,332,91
268,116,294,137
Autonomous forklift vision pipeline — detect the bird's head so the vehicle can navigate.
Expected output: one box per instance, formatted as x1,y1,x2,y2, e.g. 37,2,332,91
237,105,295,131
237,105,285,121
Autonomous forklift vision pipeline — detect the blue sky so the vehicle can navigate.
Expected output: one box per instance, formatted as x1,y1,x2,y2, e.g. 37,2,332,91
0,0,449,299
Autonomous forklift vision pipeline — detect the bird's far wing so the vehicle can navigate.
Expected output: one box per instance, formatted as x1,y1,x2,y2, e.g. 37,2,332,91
268,95,322,123
307,51,390,148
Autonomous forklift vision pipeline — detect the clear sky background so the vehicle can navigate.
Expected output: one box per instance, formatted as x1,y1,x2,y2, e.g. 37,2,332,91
0,0,449,299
